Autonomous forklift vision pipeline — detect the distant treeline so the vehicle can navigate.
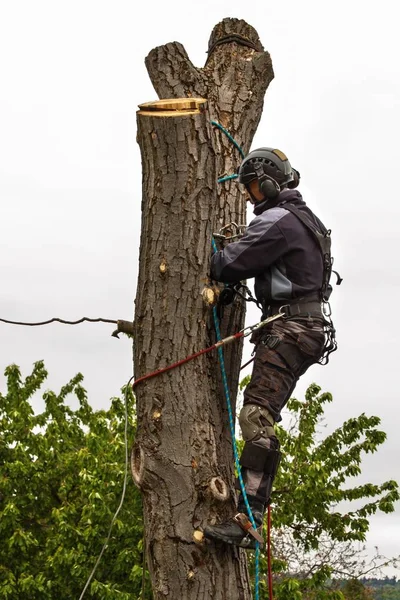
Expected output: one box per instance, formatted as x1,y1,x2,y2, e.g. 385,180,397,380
338,577,400,599
362,577,400,600
360,578,398,587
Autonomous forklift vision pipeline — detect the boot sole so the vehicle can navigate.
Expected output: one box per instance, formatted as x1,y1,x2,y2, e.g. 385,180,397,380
204,529,259,550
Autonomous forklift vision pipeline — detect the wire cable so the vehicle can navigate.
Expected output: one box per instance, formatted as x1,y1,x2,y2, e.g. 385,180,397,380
78,375,134,600
0,316,117,327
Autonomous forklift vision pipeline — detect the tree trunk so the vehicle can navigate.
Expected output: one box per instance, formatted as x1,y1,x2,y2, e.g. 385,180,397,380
132,18,274,599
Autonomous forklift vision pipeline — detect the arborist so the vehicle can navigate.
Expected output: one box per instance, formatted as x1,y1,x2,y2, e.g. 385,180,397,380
205,147,340,548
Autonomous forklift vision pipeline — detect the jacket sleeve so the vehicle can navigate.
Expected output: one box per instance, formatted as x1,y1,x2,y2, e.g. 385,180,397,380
210,209,289,283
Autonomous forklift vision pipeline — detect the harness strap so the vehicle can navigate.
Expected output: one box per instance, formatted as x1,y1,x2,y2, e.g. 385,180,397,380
280,202,342,302
278,301,322,319
264,294,323,320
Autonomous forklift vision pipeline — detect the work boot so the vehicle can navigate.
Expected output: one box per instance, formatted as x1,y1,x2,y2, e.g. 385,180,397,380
204,496,265,549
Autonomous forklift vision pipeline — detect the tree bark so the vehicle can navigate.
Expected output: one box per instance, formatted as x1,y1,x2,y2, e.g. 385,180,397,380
132,18,274,599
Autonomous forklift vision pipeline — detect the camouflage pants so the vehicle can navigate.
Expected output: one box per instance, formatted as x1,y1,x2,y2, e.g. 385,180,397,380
240,317,325,504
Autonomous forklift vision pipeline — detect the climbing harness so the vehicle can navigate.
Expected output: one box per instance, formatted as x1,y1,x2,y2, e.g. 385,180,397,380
280,202,342,364
281,203,342,303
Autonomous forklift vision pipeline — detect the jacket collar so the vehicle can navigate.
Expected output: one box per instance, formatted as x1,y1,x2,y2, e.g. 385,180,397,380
253,189,304,215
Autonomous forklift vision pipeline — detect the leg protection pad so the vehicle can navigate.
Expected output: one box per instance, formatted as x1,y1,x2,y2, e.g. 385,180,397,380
240,442,281,475
239,404,276,442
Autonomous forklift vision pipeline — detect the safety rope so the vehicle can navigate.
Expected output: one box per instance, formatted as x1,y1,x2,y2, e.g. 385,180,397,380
211,237,260,600
211,120,245,160
132,314,282,392
218,173,238,184
211,121,273,600
211,120,261,595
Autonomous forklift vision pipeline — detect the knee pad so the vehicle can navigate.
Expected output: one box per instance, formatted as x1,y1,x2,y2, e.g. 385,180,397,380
239,404,275,442
240,442,282,475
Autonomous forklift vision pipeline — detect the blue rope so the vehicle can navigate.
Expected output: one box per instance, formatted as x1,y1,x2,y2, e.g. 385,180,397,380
218,174,238,184
211,121,245,159
211,122,261,598
211,298,260,599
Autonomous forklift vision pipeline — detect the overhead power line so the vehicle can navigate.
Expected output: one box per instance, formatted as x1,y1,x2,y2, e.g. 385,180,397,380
0,317,135,338
0,316,116,327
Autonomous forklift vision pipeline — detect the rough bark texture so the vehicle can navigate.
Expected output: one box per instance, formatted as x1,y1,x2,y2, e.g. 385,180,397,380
133,18,274,599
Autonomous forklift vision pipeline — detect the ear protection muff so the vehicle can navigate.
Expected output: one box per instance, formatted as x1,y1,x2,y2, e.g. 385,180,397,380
253,162,280,199
287,168,300,190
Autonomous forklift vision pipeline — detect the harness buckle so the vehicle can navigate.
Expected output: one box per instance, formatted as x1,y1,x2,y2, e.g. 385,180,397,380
278,304,290,317
323,301,332,317
262,334,280,349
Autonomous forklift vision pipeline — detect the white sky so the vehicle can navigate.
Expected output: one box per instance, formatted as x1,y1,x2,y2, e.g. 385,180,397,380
0,0,399,576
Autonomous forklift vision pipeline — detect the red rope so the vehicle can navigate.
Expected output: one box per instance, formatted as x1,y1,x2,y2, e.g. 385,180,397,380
267,504,273,600
132,331,244,390
132,313,283,390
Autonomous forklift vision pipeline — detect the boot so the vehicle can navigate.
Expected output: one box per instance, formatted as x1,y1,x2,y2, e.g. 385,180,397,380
204,495,265,549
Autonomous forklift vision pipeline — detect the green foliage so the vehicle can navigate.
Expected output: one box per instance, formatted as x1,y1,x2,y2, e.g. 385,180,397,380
1,365,398,600
245,383,399,599
272,384,399,551
360,578,400,600
0,362,145,599
341,578,374,599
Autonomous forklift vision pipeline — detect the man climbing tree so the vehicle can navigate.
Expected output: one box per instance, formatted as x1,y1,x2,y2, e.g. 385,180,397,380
132,17,339,600
205,147,340,548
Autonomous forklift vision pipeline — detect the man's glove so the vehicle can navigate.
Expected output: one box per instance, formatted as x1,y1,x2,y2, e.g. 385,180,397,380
217,284,237,319
212,222,246,245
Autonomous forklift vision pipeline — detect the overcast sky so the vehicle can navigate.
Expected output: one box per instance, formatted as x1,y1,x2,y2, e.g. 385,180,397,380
0,0,399,576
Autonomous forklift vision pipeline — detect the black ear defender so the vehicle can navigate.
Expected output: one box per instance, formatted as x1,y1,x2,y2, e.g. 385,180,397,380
253,162,280,199
287,168,300,189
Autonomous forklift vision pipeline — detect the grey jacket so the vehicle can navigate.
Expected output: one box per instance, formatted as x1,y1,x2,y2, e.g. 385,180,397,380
210,189,324,307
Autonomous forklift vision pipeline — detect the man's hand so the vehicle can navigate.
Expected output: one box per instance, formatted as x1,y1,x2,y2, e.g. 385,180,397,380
212,222,246,245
